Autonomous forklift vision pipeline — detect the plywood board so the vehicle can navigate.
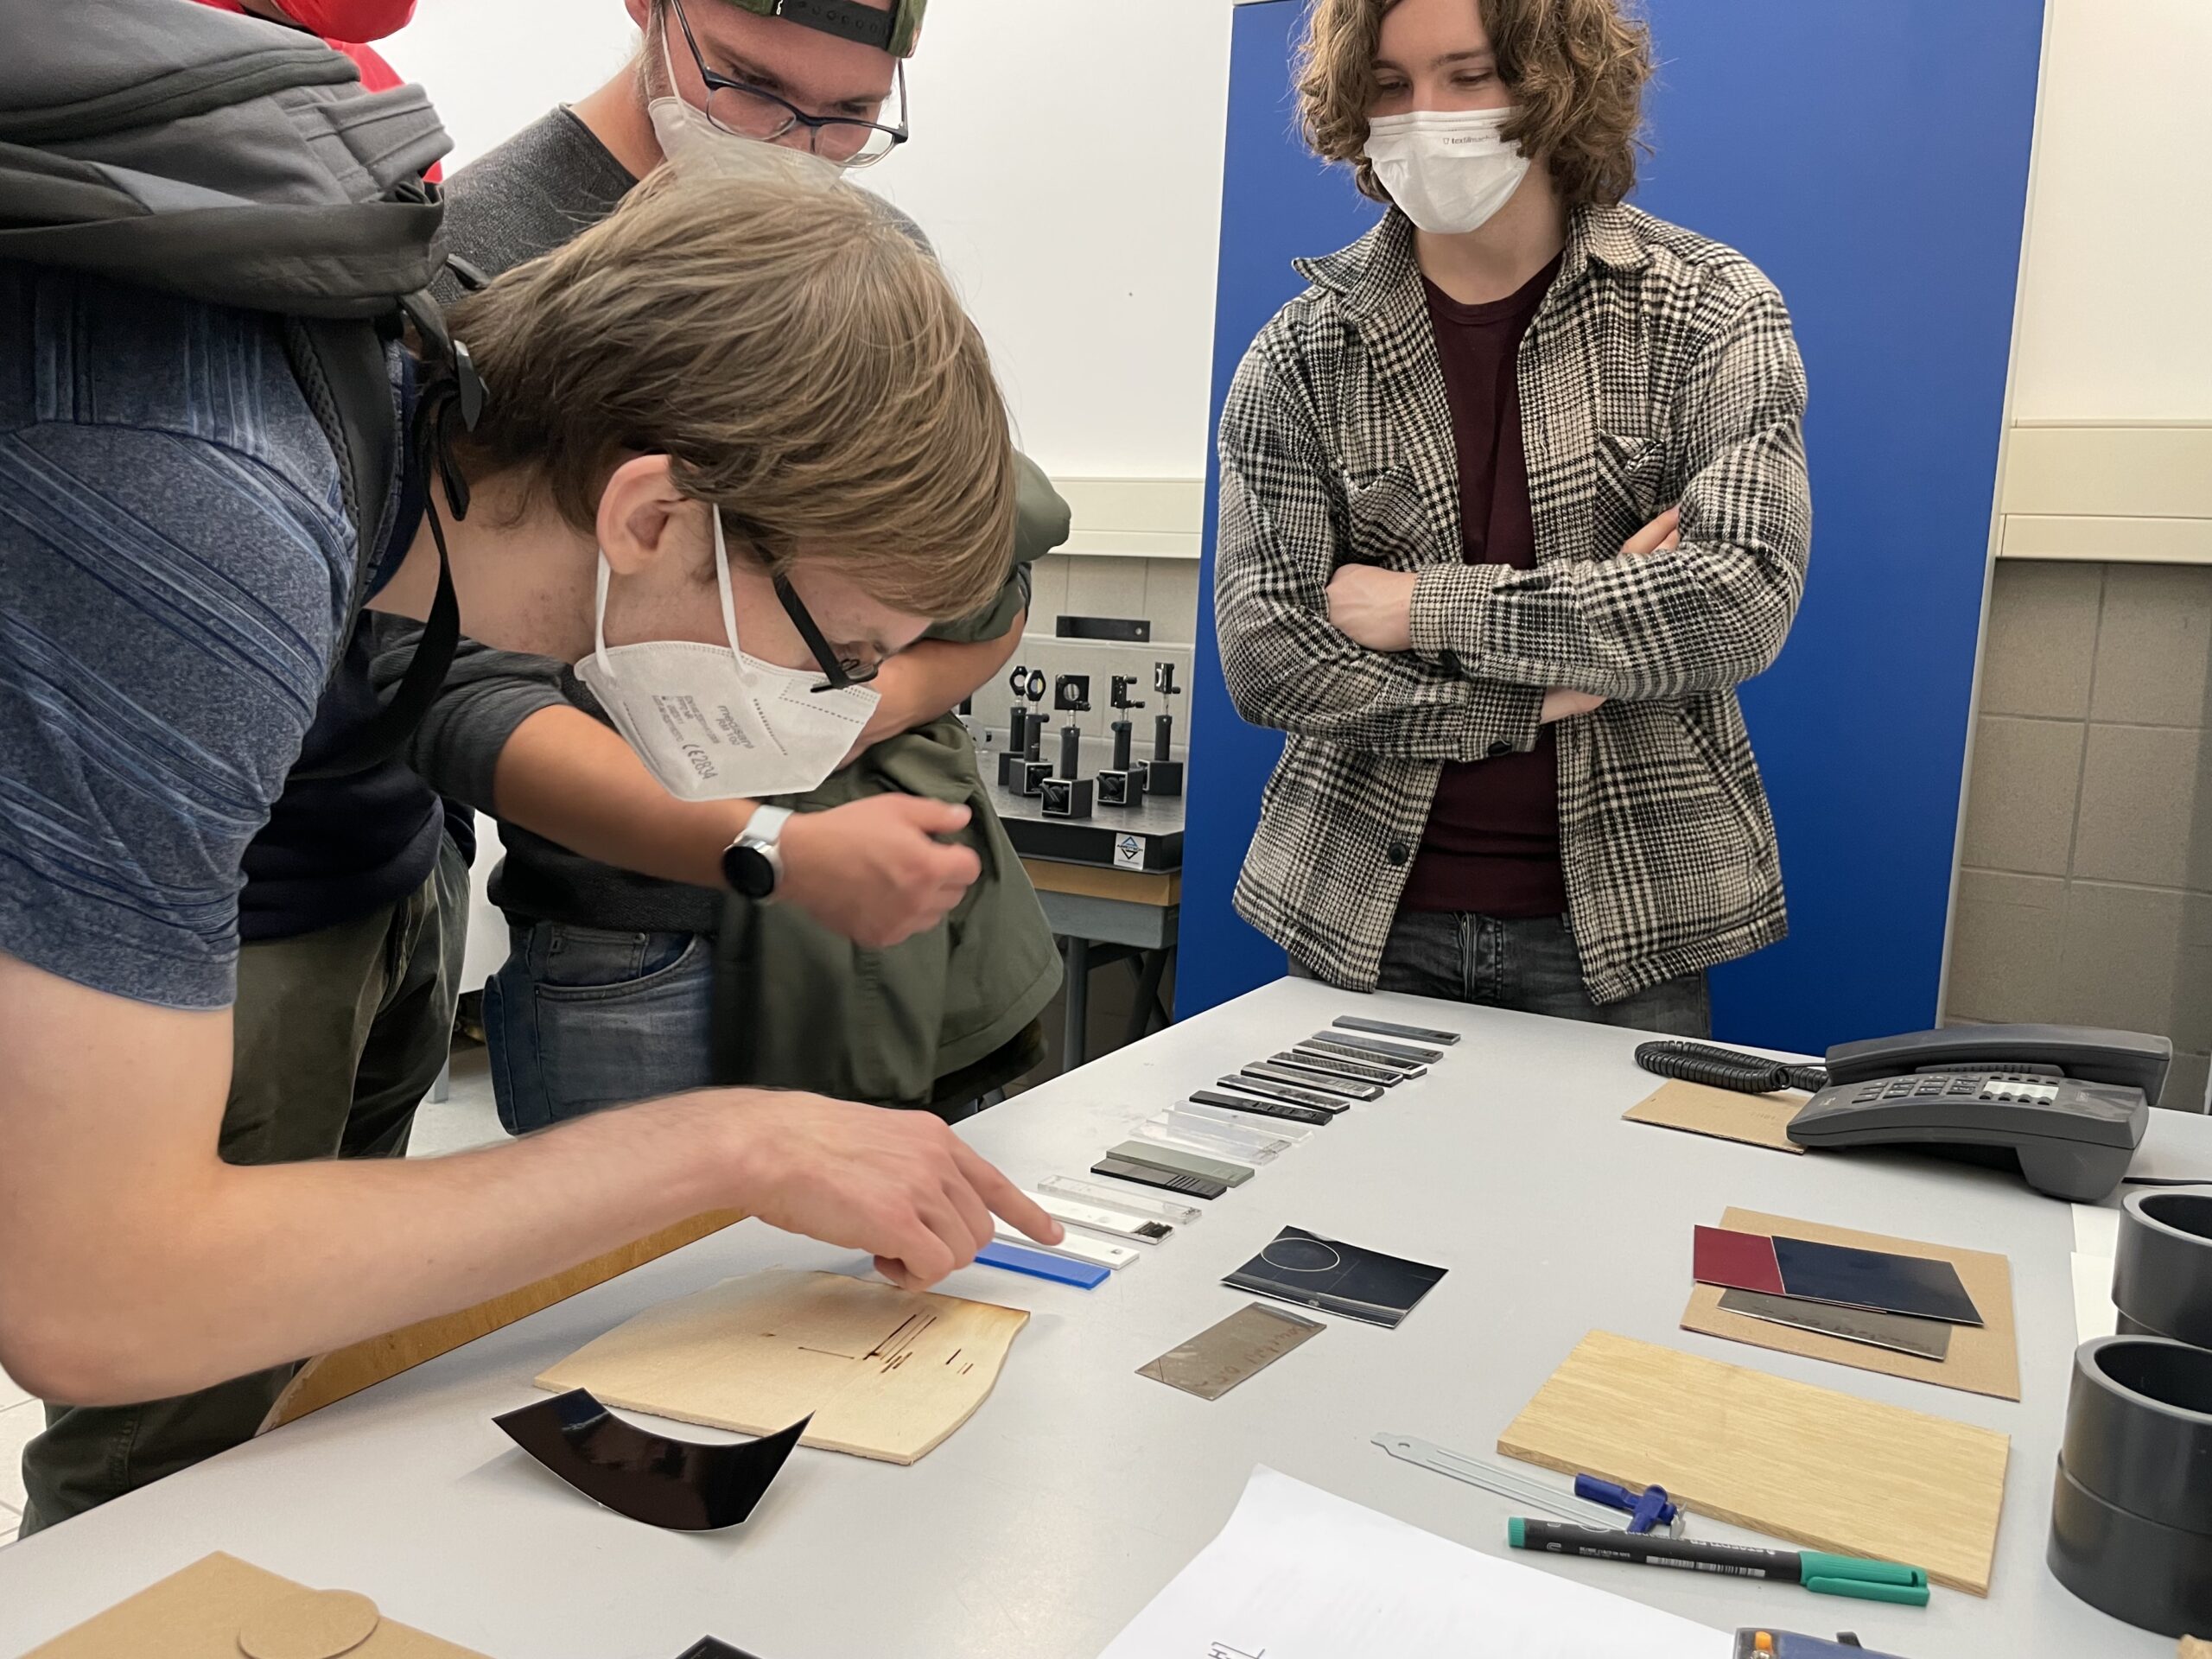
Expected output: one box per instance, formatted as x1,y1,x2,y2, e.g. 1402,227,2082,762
2179,1639,2212,1659
1623,1080,1804,1154
537,1268,1028,1465
1681,1209,2020,1402
1497,1331,2010,1595
22,1553,486,1658
261,1210,746,1433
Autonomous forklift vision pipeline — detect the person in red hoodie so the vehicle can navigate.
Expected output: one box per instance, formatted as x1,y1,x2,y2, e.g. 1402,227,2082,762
193,0,439,174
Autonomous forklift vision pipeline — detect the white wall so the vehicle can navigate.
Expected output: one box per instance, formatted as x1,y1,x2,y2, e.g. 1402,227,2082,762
382,2,2212,480
859,1,1236,480
379,0,636,173
379,0,1238,480
2009,0,2212,422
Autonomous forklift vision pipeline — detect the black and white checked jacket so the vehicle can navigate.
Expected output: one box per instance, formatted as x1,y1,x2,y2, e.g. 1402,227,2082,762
1215,204,1810,1002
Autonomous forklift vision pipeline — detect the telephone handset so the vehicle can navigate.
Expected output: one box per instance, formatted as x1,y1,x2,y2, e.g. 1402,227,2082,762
1639,1024,2171,1201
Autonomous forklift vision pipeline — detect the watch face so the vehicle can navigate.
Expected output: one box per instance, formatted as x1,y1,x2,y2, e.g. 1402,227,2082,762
721,841,777,899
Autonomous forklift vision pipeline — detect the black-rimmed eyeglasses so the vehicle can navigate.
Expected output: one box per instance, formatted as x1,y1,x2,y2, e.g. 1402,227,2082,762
773,574,880,693
669,0,910,168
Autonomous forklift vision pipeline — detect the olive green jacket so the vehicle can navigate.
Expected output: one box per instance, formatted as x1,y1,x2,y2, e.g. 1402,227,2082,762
709,455,1069,1106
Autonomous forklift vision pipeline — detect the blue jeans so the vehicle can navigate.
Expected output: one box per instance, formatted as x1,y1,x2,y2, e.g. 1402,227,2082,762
485,922,717,1135
1294,911,1710,1039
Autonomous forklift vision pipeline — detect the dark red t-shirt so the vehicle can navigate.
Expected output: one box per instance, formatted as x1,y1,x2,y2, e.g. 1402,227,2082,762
1397,255,1566,918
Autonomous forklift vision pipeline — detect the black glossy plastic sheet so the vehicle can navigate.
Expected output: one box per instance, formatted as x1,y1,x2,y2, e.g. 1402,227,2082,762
674,1642,763,1658
493,1388,807,1531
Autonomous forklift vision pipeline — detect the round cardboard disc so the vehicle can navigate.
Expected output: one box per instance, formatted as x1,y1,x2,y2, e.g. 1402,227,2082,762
237,1589,382,1659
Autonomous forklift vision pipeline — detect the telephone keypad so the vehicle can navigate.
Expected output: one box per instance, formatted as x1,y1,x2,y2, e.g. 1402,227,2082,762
1980,1076,2060,1106
1848,1073,2063,1108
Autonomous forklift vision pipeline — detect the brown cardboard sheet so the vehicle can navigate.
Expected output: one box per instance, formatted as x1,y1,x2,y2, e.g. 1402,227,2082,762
1623,1079,1805,1154
22,1554,486,1658
1681,1207,2020,1401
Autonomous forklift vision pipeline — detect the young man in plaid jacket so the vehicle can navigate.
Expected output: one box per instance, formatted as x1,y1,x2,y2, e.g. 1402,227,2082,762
1215,0,1811,1034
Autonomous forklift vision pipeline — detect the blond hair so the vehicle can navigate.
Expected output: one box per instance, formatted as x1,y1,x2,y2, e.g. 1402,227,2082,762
445,168,1015,621
1297,0,1654,211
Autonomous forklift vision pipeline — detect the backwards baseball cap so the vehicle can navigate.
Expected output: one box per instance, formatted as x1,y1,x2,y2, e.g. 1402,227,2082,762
713,0,925,57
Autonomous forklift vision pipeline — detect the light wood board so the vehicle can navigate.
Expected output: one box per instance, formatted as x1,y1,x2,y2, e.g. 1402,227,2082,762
1681,1208,2020,1402
1497,1330,2010,1595
1020,859,1180,906
1623,1080,1805,1154
261,1210,746,1433
537,1268,1029,1465
2180,1639,2212,1658
22,1553,486,1658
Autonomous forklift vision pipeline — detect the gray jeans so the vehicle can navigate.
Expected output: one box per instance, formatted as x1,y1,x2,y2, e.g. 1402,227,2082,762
1294,910,1710,1038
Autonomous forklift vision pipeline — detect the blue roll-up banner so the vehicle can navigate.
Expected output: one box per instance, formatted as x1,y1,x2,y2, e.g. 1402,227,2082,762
1178,0,2045,1052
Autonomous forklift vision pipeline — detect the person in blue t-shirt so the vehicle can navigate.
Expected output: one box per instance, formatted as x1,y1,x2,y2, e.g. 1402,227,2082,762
11,342,482,1529
0,171,1062,1503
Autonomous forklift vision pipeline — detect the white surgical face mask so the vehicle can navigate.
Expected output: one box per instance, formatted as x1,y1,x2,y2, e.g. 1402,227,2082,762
646,25,842,189
1363,106,1532,236
575,507,880,802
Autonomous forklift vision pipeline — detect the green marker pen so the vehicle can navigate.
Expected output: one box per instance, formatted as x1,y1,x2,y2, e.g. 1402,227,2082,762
1508,1518,1931,1606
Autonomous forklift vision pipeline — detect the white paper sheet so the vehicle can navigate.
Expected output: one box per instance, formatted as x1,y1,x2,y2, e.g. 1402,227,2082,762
2072,1203,2121,1259
2070,1204,2121,1342
2072,1251,2120,1342
1097,1465,1727,1659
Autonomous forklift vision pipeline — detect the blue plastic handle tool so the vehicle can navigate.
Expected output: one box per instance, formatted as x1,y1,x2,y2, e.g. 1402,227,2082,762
1574,1474,1681,1535
973,1239,1109,1288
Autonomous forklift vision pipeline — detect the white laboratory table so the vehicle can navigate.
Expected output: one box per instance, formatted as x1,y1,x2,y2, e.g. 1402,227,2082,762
3,978,2207,1658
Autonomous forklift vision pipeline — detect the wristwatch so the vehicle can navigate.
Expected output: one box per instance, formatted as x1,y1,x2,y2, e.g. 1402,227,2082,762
721,805,794,900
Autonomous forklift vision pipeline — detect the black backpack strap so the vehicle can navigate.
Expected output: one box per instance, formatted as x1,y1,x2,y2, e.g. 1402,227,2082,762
282,315,390,645
282,311,461,781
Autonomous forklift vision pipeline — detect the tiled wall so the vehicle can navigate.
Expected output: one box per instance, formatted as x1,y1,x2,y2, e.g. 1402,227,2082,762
974,552,1202,748
1945,561,2212,1111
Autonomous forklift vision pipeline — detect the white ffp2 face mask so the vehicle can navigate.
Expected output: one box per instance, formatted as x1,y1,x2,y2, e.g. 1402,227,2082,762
575,508,880,802
646,26,842,189
1363,106,1532,236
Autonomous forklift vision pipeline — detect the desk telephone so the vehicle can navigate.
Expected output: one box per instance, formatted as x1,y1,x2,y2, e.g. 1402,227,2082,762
1638,1024,2171,1201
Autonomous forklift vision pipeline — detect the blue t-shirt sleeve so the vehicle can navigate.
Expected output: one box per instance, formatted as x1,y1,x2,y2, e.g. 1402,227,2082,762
0,268,354,1010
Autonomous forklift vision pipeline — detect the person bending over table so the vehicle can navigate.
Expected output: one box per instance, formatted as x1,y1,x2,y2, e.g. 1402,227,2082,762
14,0,475,1535
372,0,1067,1134
1215,0,1811,1036
0,171,1062,1490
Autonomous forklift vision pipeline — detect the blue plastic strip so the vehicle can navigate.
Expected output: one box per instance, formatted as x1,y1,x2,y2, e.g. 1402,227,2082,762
975,1239,1109,1289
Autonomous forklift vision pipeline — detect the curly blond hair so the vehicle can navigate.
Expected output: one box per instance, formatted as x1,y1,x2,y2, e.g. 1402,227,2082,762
445,168,1014,623
1296,0,1654,211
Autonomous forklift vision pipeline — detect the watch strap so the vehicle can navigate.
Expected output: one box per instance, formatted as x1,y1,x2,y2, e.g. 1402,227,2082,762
724,804,795,899
741,804,794,848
